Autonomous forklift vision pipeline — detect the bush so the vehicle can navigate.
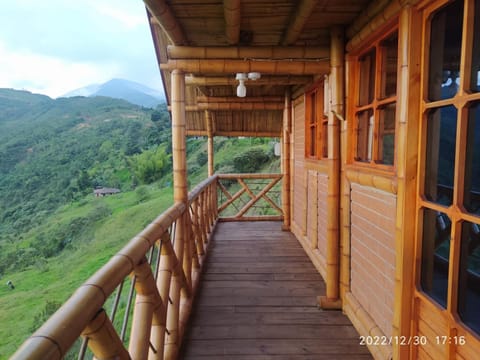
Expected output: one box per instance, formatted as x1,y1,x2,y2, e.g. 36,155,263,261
196,151,208,166
135,185,150,203
232,147,272,173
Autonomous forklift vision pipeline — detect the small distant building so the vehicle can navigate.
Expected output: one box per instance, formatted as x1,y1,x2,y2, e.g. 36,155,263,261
93,187,120,197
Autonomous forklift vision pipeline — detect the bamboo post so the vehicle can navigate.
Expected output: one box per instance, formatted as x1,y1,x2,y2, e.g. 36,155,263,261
205,110,214,176
392,6,421,360
129,258,165,360
164,69,187,360
319,26,343,310
81,309,130,360
282,87,292,231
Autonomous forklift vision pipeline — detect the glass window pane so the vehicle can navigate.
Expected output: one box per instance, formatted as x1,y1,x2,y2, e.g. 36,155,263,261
421,208,451,308
458,221,480,335
471,0,480,92
321,119,328,158
309,125,316,157
424,106,457,206
355,109,374,162
380,32,398,99
377,104,396,165
358,50,376,106
428,0,464,101
464,103,480,215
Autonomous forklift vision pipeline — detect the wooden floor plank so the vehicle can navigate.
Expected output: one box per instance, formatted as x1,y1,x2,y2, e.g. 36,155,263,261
180,221,372,359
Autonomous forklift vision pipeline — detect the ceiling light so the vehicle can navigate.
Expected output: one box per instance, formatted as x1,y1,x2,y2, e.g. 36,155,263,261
236,73,247,97
248,72,261,81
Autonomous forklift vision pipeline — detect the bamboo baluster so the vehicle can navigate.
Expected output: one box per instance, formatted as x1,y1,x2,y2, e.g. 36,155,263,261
198,193,207,247
129,258,165,360
151,233,173,360
201,191,209,240
183,212,193,291
213,180,219,219
282,87,292,230
81,309,129,360
192,200,204,257
320,26,343,310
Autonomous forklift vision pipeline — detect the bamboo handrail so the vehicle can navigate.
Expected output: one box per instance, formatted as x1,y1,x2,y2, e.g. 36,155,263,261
12,174,219,360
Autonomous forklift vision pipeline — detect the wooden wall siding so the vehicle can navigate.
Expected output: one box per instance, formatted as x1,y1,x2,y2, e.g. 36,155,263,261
292,100,306,237
350,183,396,339
317,173,328,270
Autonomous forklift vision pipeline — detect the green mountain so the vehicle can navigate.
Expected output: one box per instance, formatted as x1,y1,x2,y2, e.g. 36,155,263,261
0,88,170,247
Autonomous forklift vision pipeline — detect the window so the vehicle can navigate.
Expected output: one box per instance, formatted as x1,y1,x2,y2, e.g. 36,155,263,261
419,0,480,336
305,84,328,159
353,30,398,166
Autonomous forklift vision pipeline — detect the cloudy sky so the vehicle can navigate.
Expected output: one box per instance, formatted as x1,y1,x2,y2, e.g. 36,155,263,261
0,0,164,98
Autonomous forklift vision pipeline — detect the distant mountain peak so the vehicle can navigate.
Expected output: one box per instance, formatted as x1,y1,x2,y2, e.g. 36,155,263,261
61,78,165,108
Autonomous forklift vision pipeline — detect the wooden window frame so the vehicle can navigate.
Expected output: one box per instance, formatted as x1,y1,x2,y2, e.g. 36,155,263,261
305,81,328,160
350,26,399,170
415,0,480,339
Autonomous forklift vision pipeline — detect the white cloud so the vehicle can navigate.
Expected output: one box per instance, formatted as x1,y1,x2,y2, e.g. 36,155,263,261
91,2,146,29
0,41,120,98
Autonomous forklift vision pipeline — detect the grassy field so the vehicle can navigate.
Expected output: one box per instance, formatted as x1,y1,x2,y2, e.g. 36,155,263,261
0,185,173,358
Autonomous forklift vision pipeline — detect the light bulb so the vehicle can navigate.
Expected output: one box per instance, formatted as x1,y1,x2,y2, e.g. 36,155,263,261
237,79,246,97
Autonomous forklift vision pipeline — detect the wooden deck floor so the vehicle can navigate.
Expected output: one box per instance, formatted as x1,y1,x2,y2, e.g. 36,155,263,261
180,221,373,359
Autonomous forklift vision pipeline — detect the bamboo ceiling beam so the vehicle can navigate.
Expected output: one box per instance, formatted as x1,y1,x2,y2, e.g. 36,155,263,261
280,0,319,45
144,0,187,45
346,0,421,52
185,75,313,86
186,130,281,138
179,102,284,111
160,59,329,75
223,0,241,45
167,46,329,60
346,0,390,39
197,95,284,103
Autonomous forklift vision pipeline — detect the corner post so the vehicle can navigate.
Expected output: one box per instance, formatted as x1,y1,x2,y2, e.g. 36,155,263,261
165,69,188,360
205,110,215,176
320,26,344,310
282,87,292,231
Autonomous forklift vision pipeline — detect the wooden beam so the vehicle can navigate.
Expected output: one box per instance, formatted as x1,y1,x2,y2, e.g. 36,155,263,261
197,95,284,103
281,0,319,45
160,59,329,75
223,0,241,44
144,0,187,46
179,102,284,111
186,130,281,138
167,45,329,59
346,0,390,39
185,75,313,86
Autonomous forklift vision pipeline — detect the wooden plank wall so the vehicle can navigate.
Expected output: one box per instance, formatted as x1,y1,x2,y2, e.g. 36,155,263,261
292,99,306,236
350,183,396,338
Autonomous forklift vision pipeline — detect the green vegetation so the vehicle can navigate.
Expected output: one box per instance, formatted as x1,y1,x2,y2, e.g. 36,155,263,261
0,89,280,358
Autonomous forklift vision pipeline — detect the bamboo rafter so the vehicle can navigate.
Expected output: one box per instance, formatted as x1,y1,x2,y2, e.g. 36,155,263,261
281,0,320,45
144,0,188,45
223,0,241,44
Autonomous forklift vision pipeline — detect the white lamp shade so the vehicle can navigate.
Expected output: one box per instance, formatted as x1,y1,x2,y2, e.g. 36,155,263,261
236,80,246,97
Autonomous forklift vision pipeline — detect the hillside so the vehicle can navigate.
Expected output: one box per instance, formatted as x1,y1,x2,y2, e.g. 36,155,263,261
0,88,280,358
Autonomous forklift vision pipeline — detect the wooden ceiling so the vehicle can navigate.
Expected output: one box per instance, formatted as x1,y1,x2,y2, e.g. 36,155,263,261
144,0,378,137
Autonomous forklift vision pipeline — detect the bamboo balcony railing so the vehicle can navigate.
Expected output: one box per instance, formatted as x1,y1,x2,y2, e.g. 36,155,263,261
217,173,283,221
12,173,283,359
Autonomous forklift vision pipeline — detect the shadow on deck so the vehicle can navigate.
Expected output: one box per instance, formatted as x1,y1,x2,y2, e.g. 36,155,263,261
180,221,373,359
